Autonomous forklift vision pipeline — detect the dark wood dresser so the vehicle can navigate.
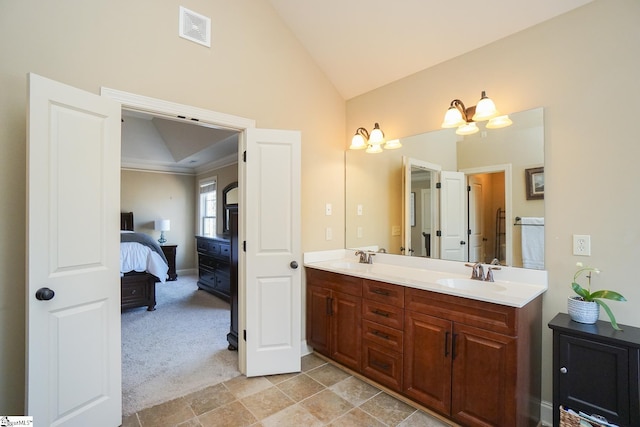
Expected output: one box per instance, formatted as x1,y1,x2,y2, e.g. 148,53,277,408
160,244,177,281
196,233,239,350
196,236,232,301
549,313,640,426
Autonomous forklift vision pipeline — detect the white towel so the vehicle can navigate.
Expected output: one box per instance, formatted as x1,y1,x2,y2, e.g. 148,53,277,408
520,217,544,269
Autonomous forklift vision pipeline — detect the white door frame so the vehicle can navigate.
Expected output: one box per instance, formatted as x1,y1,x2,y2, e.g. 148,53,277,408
459,164,512,267
100,87,256,373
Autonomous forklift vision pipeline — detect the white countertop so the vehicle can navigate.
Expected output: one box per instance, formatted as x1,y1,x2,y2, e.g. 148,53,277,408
304,250,547,308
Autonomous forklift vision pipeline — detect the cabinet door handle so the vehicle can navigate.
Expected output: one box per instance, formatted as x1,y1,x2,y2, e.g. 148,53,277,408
560,367,567,374
371,289,390,296
372,309,390,318
444,332,450,356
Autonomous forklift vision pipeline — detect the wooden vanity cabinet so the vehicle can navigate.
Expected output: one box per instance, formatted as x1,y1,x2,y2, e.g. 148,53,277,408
404,287,541,427
305,267,542,427
306,268,362,372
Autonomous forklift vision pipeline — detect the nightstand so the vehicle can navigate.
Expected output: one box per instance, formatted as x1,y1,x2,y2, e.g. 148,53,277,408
160,244,178,281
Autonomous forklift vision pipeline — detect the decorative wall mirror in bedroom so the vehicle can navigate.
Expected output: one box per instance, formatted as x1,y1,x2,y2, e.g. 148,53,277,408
223,181,238,233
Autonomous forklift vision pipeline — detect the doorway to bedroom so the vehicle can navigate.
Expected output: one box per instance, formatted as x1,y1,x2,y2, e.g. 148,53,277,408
119,107,243,415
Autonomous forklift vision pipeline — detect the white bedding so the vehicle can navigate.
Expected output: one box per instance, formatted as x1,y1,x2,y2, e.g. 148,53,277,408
120,242,169,284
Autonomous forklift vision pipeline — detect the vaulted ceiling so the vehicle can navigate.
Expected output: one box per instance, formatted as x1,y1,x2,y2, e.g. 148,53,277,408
122,0,593,173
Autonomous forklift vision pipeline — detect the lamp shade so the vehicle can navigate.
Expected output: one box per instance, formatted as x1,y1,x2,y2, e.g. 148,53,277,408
383,139,402,150
442,106,465,128
155,219,171,231
486,115,513,129
350,133,367,150
456,122,479,136
368,123,385,145
471,91,498,121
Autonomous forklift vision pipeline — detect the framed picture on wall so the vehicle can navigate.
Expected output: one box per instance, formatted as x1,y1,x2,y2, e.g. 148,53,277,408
525,167,544,200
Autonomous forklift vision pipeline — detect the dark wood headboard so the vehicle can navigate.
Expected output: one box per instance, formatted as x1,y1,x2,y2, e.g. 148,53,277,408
121,212,134,231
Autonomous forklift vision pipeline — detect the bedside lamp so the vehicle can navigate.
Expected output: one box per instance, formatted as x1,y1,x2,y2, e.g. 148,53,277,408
154,219,170,244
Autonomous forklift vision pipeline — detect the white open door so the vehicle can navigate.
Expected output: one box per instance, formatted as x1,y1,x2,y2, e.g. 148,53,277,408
243,128,301,377
439,170,466,262
26,73,122,426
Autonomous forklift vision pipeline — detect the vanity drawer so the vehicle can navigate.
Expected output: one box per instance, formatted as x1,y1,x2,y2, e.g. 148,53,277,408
363,320,403,351
363,280,404,307
362,340,403,392
306,268,362,297
362,299,404,330
405,287,517,335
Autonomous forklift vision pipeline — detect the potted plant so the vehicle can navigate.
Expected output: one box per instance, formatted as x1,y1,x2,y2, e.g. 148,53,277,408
569,262,627,330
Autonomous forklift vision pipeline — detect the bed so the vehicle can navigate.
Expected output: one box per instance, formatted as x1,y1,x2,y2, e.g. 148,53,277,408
120,212,169,311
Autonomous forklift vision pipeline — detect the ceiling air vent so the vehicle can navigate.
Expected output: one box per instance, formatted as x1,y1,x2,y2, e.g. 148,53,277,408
179,6,211,47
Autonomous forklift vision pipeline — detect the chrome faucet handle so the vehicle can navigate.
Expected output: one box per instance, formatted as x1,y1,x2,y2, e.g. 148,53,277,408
465,262,482,279
486,266,501,282
367,253,375,264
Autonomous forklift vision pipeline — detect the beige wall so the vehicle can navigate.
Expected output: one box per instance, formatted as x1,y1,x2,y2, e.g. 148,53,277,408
346,0,640,410
0,0,344,413
121,170,197,270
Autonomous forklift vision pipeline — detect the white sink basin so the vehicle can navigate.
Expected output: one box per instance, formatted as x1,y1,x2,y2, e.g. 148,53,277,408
437,278,506,292
329,261,369,270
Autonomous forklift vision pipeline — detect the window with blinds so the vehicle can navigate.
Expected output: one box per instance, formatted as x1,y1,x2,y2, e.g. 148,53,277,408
199,179,216,236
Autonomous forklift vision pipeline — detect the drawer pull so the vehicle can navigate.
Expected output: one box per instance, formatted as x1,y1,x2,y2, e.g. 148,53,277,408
371,289,391,296
560,367,567,374
131,289,137,295
372,330,390,340
371,360,390,371
372,309,390,318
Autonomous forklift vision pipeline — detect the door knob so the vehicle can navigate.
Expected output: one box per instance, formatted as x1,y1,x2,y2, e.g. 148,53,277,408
36,287,55,301
290,261,299,269
560,367,568,374
460,241,466,245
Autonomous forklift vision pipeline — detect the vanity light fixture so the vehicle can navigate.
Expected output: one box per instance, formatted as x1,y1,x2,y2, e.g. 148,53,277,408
441,91,512,135
350,123,401,153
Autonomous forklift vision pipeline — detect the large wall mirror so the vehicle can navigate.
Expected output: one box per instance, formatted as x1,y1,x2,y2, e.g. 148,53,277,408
346,107,544,269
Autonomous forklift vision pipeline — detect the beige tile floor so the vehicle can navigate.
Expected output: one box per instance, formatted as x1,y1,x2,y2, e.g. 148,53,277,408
121,354,454,427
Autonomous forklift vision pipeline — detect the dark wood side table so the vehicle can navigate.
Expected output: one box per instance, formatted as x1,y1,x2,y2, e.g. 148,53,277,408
548,313,640,427
160,244,178,281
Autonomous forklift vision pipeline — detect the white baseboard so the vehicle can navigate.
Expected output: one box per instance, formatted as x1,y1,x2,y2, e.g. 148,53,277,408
540,400,553,426
176,268,198,276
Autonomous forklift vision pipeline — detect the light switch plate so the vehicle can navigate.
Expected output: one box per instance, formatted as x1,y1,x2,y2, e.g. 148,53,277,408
325,203,332,216
573,234,591,256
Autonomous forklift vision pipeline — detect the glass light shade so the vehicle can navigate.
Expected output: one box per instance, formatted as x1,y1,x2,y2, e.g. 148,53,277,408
350,133,367,150
472,91,498,121
383,139,402,150
155,219,171,231
441,106,465,128
486,115,513,129
369,123,385,145
456,122,479,136
365,144,383,154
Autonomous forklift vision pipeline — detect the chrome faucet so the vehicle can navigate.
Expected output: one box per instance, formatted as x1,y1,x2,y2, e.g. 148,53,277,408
466,262,502,281
490,258,501,266
486,266,501,282
465,262,484,280
355,250,374,264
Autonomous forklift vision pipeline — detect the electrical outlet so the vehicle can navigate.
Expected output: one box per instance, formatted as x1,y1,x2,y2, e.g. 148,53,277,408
573,234,591,256
392,225,401,236
357,226,363,238
325,227,332,240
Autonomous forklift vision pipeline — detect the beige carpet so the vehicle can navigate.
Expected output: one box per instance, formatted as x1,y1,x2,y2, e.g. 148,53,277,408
121,274,240,416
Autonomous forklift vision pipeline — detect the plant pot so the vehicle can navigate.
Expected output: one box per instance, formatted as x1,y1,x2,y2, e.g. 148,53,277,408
567,296,600,324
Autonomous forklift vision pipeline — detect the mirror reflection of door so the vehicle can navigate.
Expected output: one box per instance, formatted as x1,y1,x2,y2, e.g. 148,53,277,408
404,157,440,258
